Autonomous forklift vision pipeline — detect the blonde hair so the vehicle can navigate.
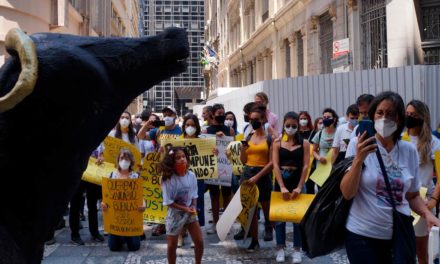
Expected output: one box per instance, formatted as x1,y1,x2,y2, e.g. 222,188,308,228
407,100,432,165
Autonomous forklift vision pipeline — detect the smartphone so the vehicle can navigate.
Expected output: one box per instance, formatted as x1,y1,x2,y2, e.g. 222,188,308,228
241,140,249,147
153,120,165,127
358,119,375,140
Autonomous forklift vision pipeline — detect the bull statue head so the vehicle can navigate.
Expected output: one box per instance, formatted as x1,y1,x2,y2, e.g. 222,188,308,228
0,28,189,263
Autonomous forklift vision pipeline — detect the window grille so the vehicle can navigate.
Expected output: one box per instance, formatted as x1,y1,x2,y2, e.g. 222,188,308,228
319,12,333,74
422,1,440,65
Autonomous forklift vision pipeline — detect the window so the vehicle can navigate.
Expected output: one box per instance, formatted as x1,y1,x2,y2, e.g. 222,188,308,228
284,39,291,77
361,0,387,69
262,0,269,22
296,31,304,76
421,1,440,64
319,12,333,74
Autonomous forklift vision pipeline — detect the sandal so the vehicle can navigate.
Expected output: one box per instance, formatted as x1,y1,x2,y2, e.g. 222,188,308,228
151,224,166,236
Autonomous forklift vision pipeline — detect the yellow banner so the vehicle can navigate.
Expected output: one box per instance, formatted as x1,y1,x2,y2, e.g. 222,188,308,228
305,144,314,181
82,157,115,185
161,137,218,180
104,136,141,168
238,182,259,237
102,177,144,236
140,152,167,224
227,141,244,176
435,151,440,180
269,192,315,223
309,150,333,187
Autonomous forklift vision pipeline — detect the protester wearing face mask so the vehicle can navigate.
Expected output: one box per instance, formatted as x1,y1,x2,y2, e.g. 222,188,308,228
332,104,359,165
109,111,139,148
298,111,314,141
312,108,338,167
205,104,234,235
272,112,310,263
255,92,279,134
341,91,440,263
405,100,440,264
225,111,238,136
101,149,145,251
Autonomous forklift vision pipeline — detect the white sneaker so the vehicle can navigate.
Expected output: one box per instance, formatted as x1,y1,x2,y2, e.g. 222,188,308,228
292,251,302,263
177,235,184,248
276,248,285,262
206,224,216,235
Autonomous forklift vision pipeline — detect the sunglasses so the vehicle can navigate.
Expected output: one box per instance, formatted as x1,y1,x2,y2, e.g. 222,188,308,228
285,125,298,129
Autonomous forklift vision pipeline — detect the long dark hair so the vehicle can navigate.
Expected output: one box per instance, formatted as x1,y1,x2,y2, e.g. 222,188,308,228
283,111,302,145
115,111,136,144
368,91,405,143
183,114,201,137
158,146,190,182
299,111,314,131
117,148,135,172
225,111,238,134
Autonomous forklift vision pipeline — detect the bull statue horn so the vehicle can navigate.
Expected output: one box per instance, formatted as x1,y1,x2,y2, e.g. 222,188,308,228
0,28,38,112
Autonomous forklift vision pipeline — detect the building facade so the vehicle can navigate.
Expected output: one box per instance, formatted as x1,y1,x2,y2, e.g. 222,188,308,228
0,0,143,114
204,0,440,96
141,0,205,115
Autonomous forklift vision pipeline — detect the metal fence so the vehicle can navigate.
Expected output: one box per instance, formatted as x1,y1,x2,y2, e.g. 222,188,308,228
198,65,440,131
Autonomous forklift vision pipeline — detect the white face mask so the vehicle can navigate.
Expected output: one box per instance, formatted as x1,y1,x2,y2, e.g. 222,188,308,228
284,127,297,135
224,120,234,127
317,124,323,130
119,118,130,128
374,118,397,138
164,116,174,126
185,126,196,136
119,159,131,170
299,119,308,127
135,118,142,124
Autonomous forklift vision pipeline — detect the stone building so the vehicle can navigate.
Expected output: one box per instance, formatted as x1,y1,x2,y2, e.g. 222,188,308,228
204,0,440,97
0,0,143,114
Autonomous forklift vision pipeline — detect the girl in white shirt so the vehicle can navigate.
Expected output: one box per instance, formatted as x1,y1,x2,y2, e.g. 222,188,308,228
405,100,440,264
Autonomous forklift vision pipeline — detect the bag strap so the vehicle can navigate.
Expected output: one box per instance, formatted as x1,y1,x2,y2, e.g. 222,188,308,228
375,148,397,211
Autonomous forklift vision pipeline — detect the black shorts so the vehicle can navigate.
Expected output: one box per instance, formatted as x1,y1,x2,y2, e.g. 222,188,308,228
205,184,232,197
241,166,273,202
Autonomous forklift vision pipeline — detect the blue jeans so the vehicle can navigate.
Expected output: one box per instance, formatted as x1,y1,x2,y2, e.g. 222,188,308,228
275,222,302,248
108,234,140,251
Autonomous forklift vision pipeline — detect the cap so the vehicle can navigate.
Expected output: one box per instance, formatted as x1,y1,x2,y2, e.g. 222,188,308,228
162,105,177,114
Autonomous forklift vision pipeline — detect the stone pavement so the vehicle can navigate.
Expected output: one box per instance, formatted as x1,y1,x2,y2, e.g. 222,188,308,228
43,193,348,264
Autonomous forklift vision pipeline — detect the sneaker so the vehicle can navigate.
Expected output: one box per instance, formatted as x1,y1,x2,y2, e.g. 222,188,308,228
206,224,216,235
91,234,104,242
71,236,85,246
292,251,302,263
190,241,195,248
177,235,184,248
276,248,285,262
263,225,273,241
246,239,260,252
233,228,245,240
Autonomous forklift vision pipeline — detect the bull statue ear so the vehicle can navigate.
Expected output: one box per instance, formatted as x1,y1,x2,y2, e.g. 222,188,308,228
0,28,38,113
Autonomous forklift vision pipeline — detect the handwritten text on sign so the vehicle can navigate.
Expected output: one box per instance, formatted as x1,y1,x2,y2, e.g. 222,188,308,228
227,141,245,176
102,178,144,236
269,192,315,223
161,137,217,180
205,136,233,186
140,152,167,224
238,183,259,238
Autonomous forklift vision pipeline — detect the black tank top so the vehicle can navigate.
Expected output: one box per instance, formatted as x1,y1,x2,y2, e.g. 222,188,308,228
279,140,304,168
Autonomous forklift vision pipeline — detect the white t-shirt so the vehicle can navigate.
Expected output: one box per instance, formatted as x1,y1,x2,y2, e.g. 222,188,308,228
332,123,353,152
139,139,155,154
408,135,440,196
345,137,421,240
161,171,198,207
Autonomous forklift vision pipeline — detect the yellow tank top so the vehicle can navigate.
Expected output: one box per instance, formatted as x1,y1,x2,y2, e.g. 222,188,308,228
246,140,269,167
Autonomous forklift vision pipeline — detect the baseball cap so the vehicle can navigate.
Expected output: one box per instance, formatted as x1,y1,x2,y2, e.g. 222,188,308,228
162,106,177,114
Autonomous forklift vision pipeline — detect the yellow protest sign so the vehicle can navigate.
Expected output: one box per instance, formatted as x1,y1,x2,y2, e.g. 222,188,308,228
269,192,315,223
104,136,141,168
161,137,218,180
309,150,333,187
102,177,144,236
305,144,314,181
435,151,440,180
82,157,115,185
227,141,244,176
140,152,167,224
411,187,428,225
238,182,259,238
235,133,244,141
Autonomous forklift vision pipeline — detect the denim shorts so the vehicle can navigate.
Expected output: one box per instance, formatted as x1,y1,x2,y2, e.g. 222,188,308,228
241,166,272,202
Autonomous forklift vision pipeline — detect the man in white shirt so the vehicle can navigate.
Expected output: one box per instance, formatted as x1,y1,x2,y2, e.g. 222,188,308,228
332,104,359,164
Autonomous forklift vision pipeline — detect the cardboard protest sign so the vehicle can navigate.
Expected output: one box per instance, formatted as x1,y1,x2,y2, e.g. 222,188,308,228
161,137,218,180
269,192,315,223
411,187,428,226
102,177,144,236
82,157,115,185
309,150,333,187
104,136,141,168
227,141,244,176
238,182,259,239
140,152,167,224
435,151,440,180
216,187,243,241
205,136,233,186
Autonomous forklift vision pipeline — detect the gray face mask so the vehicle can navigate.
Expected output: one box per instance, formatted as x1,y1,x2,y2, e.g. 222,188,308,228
374,118,397,138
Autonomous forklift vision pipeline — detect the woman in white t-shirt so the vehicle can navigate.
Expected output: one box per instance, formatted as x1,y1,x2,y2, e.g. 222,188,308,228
405,100,440,264
109,111,139,149
341,91,440,263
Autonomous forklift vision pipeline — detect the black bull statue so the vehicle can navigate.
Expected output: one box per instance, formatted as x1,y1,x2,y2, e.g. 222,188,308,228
0,28,189,263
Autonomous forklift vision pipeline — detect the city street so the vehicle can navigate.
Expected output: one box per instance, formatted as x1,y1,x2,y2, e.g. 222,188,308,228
43,193,348,264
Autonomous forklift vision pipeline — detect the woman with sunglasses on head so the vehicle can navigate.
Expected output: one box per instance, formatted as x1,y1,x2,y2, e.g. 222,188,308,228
405,100,440,264
272,112,310,263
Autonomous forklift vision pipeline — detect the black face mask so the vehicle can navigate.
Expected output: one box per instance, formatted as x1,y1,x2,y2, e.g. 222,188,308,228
323,118,334,127
406,116,424,129
215,115,226,124
244,115,250,123
251,120,262,130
